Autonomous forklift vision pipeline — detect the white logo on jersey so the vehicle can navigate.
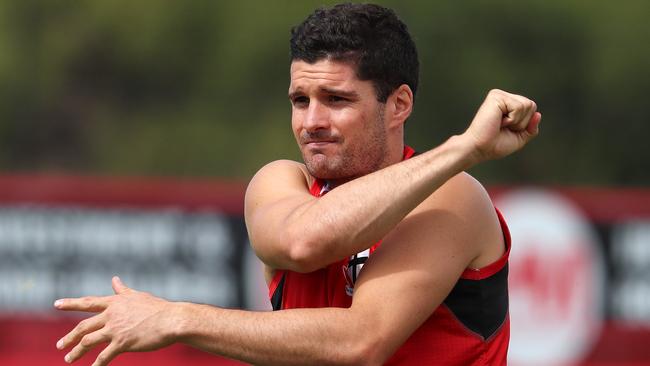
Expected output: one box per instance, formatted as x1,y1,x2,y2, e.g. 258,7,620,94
343,249,370,296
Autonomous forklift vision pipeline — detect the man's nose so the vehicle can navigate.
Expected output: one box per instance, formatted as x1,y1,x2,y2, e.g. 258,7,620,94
303,101,330,131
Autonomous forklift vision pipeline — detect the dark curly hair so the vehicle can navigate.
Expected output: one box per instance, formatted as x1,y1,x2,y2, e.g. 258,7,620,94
290,3,419,103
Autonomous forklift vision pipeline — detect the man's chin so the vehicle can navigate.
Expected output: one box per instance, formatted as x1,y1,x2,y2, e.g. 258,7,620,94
305,160,341,180
305,165,334,180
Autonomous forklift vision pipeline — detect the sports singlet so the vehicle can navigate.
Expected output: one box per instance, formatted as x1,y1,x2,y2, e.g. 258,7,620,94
268,146,510,365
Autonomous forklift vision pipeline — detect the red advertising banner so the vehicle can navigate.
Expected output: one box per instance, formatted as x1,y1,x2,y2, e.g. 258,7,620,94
0,175,648,365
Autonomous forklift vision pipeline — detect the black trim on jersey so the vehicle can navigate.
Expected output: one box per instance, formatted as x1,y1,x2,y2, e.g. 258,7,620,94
271,273,286,311
443,264,509,340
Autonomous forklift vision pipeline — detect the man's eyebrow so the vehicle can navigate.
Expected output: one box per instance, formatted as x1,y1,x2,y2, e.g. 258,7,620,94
320,87,359,99
288,90,303,100
288,87,360,100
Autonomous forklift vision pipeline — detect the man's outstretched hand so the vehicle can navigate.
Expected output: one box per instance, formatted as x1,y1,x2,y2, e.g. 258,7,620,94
55,276,178,366
462,89,542,163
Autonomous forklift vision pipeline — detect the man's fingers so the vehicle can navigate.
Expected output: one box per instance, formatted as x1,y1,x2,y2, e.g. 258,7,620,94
527,112,542,135
517,99,537,130
64,329,110,364
501,99,525,126
92,342,121,366
57,313,106,351
111,276,130,295
55,296,110,312
502,97,536,130
516,112,542,146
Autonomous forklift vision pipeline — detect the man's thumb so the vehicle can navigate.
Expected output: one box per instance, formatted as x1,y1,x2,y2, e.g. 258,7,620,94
112,276,130,294
526,112,542,135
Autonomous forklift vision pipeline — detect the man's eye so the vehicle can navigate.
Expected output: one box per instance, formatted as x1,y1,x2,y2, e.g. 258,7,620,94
328,95,347,103
292,96,309,106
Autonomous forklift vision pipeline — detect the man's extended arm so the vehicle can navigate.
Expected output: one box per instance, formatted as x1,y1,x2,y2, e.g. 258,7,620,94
246,89,540,272
56,171,500,366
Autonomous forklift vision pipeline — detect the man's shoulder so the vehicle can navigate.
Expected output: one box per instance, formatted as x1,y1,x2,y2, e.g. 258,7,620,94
245,160,315,208
425,171,494,212
397,172,501,261
256,159,308,175
427,172,505,268
249,159,311,188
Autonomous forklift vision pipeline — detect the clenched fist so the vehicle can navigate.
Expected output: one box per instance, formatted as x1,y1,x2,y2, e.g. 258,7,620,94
463,89,541,163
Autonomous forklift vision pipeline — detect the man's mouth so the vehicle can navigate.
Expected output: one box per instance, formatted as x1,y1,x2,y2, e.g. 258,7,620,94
305,140,336,146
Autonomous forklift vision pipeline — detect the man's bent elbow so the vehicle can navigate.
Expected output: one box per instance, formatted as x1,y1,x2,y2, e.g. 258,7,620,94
281,221,338,272
286,238,325,273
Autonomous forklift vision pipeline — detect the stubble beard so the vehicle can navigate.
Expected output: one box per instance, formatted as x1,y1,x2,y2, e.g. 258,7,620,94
303,110,388,182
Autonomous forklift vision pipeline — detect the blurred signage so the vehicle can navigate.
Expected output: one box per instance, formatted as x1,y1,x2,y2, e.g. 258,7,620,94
611,221,650,324
497,190,604,365
0,205,240,311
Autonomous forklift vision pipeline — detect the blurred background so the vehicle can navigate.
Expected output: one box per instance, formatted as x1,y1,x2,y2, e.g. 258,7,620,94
0,0,648,365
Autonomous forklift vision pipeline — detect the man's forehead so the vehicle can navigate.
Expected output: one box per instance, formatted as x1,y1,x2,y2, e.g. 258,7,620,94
288,59,375,97
290,60,358,85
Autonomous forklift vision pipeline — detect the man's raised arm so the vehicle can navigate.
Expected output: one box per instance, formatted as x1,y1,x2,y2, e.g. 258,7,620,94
246,89,541,272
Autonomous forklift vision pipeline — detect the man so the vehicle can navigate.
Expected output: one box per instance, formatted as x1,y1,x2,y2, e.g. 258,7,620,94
55,3,541,366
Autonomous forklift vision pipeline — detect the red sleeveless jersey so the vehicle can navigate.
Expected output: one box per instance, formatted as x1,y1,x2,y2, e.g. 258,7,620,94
268,146,510,365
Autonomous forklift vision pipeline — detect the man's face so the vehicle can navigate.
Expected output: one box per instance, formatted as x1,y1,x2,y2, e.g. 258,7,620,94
289,59,389,181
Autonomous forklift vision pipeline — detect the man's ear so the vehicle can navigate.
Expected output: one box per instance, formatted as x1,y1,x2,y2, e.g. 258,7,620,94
387,84,414,128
